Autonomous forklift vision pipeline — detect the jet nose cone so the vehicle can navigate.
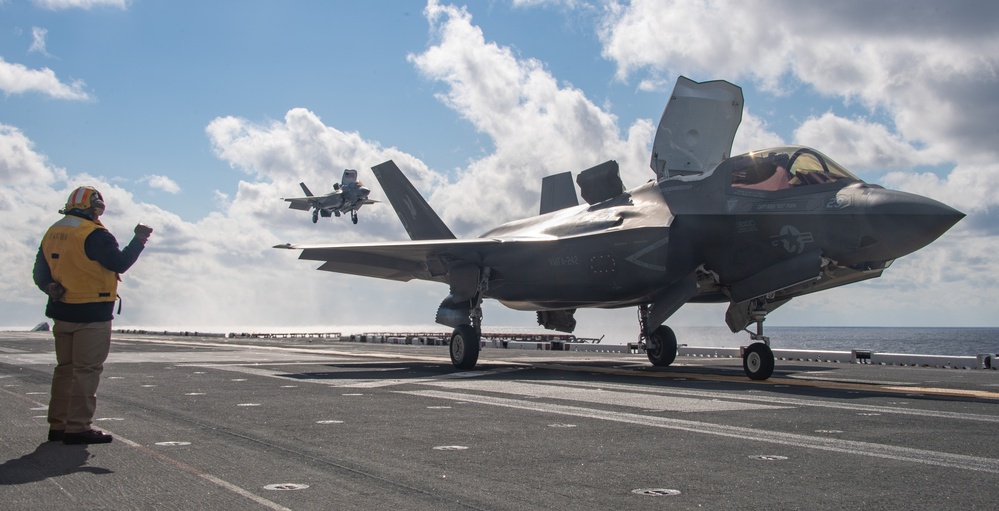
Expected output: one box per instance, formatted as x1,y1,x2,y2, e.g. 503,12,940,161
866,189,964,258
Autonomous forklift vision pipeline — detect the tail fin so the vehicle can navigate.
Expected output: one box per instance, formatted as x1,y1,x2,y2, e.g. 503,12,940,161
299,183,314,197
539,171,579,215
371,161,456,240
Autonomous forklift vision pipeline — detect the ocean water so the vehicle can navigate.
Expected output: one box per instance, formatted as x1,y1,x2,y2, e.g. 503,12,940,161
45,323,998,357
672,326,999,356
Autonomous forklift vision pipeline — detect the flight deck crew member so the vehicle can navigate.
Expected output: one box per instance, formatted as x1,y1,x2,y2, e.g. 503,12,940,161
32,186,152,445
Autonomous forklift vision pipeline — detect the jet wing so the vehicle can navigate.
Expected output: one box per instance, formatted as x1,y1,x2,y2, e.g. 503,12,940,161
283,197,315,211
275,238,510,282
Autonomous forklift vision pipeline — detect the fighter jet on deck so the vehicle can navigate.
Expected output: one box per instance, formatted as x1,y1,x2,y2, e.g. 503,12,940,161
276,77,964,380
282,169,377,224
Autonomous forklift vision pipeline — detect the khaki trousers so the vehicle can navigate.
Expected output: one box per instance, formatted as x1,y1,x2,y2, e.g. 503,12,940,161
48,320,112,433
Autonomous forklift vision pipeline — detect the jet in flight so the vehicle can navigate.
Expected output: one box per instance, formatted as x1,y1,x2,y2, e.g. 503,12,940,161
276,77,963,380
283,169,377,224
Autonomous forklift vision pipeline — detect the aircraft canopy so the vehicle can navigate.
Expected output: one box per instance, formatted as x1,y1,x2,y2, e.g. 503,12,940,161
729,146,861,191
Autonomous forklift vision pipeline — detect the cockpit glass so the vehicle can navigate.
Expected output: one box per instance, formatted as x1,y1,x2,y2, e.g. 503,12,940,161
730,146,860,191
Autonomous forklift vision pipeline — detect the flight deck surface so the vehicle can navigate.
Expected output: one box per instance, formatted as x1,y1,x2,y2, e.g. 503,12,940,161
2,331,997,510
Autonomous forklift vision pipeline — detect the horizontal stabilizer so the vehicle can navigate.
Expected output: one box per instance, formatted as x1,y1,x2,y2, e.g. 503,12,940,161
540,172,579,215
284,198,313,211
371,160,456,240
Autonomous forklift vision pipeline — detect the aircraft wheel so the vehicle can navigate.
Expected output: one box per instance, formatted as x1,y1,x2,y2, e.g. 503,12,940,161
450,325,480,370
351,213,358,225
743,342,775,380
646,325,678,367
312,211,318,223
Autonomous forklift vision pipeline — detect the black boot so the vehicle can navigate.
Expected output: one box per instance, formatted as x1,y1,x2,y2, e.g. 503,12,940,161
63,429,113,445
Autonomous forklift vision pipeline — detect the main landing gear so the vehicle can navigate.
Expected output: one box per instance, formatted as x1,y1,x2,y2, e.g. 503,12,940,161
741,309,775,380
447,269,490,370
638,304,678,367
350,210,358,224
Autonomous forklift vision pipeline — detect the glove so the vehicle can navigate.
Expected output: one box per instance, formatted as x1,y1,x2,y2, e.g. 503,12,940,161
134,223,153,244
45,282,65,301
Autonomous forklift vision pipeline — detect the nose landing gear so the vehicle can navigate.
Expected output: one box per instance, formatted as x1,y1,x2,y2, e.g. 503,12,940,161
741,309,775,380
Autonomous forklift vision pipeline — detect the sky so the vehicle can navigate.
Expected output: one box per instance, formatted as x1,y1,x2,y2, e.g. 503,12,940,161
2,0,998,342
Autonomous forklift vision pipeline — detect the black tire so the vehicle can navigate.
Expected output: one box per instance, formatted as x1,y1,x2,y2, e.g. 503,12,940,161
743,342,775,380
646,325,678,367
450,325,480,370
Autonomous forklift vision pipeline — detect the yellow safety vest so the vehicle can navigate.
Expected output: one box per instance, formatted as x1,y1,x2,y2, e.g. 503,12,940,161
41,216,118,304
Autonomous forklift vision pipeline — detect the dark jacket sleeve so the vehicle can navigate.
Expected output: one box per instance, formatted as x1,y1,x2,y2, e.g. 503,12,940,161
32,245,54,292
84,229,145,273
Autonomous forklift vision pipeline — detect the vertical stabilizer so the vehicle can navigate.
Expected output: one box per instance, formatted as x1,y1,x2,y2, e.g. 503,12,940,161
299,183,314,197
540,172,579,215
371,161,456,240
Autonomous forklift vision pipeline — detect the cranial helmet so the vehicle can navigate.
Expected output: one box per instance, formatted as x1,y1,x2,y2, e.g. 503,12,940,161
63,186,104,212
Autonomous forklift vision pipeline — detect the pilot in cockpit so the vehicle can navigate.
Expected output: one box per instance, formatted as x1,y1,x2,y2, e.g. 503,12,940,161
731,152,792,191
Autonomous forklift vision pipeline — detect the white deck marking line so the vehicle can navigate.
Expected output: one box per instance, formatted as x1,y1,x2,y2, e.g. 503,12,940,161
400,389,999,475
546,380,999,423
185,362,526,388
114,436,292,511
534,363,999,400
112,337,460,364
420,379,790,412
0,387,291,511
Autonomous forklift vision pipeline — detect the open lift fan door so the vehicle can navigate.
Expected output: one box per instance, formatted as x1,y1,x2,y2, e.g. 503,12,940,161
651,76,743,179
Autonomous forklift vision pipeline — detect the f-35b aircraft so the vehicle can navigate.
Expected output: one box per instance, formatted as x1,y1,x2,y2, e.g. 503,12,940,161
276,77,963,380
283,169,377,224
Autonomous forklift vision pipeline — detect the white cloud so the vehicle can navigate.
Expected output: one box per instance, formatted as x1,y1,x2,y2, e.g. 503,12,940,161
141,175,182,194
792,113,941,175
731,111,783,155
410,0,654,233
0,57,92,101
33,0,128,9
882,162,999,216
0,124,67,185
29,27,50,56
596,0,999,328
598,0,999,207
2,0,993,337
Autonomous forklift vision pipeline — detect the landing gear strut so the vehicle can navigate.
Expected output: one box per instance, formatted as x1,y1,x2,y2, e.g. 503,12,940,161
638,304,678,367
741,308,775,380
448,268,490,370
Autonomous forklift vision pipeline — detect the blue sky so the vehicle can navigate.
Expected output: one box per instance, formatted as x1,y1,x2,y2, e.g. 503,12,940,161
3,0,998,339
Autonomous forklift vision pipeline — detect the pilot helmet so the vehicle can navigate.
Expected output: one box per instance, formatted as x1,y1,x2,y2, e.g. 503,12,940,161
62,186,105,214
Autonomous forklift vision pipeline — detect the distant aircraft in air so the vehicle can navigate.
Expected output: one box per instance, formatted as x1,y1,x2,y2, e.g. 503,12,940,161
277,76,963,380
282,169,378,224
